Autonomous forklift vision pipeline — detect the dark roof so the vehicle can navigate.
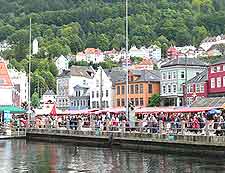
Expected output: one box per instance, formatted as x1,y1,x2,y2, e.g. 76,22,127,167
43,90,55,95
104,68,127,84
187,70,208,84
106,68,160,84
211,58,225,65
161,58,207,68
192,97,225,108
131,70,160,82
73,85,89,90
58,66,95,78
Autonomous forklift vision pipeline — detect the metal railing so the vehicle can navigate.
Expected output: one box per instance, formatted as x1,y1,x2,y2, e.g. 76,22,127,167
25,119,225,137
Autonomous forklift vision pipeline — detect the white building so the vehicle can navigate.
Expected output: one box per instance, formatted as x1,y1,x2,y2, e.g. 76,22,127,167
76,48,105,63
40,90,56,109
90,67,113,109
9,68,28,106
56,66,95,109
90,67,127,109
200,35,225,51
32,38,38,55
0,60,13,105
0,41,11,52
55,55,69,75
129,45,161,61
148,45,161,61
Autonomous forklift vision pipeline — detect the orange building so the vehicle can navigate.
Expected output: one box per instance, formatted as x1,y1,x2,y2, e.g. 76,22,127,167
114,70,160,108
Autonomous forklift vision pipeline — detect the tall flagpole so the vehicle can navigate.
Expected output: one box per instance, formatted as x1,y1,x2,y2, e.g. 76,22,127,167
125,0,129,121
28,18,32,121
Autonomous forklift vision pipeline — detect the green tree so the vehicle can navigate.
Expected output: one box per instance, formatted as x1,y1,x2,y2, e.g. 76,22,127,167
31,92,40,108
148,94,160,107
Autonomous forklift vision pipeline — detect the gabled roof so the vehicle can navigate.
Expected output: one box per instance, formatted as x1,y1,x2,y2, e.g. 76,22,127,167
43,90,55,95
58,66,95,78
0,61,12,87
161,58,207,68
187,70,208,84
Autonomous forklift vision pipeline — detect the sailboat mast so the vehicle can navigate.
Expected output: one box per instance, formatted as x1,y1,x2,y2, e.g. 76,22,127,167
28,18,32,112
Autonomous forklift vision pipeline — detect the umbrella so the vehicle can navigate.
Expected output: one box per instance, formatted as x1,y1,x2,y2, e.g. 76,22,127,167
50,104,57,116
207,109,221,115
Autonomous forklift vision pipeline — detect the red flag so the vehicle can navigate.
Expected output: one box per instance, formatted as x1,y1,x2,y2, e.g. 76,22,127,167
50,104,57,116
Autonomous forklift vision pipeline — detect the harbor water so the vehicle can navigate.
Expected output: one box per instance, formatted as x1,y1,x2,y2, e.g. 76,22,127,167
0,139,225,173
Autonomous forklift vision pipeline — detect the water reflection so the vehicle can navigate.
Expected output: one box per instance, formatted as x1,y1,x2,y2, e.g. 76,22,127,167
0,140,224,172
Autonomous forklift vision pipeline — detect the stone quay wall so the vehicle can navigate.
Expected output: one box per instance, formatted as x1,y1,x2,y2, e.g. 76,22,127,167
26,128,225,157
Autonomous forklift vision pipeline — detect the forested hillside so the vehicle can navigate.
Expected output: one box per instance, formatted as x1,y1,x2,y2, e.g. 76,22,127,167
1,0,225,59
1,0,225,98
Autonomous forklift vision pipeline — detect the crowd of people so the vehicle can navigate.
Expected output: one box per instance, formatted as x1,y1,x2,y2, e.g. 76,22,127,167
5,109,225,136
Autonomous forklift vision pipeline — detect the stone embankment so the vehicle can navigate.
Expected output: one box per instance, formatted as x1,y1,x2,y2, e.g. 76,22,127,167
26,128,225,157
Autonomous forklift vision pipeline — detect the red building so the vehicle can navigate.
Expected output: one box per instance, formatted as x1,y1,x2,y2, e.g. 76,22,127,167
208,59,225,97
186,70,208,105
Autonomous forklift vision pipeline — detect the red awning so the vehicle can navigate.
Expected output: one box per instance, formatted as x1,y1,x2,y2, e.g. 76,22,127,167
135,107,217,114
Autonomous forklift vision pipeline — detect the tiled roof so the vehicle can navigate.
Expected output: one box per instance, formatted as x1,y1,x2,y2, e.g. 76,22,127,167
58,66,95,78
161,58,207,68
0,61,12,87
187,70,208,84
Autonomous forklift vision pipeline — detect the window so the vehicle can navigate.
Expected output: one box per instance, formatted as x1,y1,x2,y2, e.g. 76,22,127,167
162,72,166,80
168,72,172,80
223,76,225,87
200,83,204,92
96,80,99,87
131,98,134,105
140,84,143,93
180,84,183,92
117,99,120,107
117,86,120,95
83,80,86,85
83,100,86,106
92,101,96,108
211,78,215,88
121,98,125,106
212,66,220,73
173,85,177,93
92,91,94,98
173,72,176,79
97,102,99,108
135,98,139,106
187,85,191,93
181,71,185,79
96,91,99,98
217,77,221,88
130,85,134,94
122,86,125,94
135,84,139,94
106,90,109,97
196,84,200,93
80,100,83,106
168,85,171,93
140,98,144,106
77,100,79,106
148,84,152,93
106,101,109,108
162,85,166,94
